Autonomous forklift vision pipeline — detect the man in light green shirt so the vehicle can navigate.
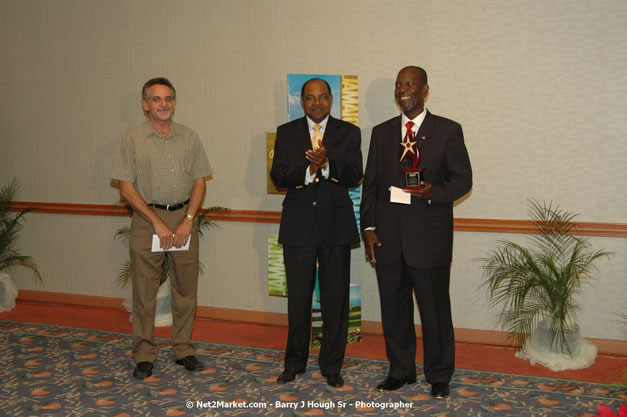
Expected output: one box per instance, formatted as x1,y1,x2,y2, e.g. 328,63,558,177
111,77,212,380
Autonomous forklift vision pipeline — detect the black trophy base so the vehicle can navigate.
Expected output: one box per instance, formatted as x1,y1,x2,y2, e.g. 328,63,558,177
403,168,424,190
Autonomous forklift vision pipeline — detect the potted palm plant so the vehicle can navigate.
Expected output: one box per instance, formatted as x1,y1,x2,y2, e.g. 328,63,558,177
480,199,612,370
0,178,42,312
114,206,226,325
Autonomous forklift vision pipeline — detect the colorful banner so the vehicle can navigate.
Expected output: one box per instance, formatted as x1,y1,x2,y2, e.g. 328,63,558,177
267,236,287,297
311,283,362,350
266,133,285,194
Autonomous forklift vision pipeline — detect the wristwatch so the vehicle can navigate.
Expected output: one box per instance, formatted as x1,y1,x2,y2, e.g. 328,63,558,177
185,214,194,222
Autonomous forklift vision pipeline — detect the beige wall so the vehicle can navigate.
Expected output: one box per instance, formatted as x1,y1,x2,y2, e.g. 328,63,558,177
1,0,625,341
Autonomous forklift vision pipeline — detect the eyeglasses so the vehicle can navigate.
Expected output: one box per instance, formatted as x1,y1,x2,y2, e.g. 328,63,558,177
303,94,330,103
149,96,175,104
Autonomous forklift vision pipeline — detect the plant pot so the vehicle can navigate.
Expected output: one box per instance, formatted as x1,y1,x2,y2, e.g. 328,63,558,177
0,272,19,312
516,318,597,371
122,277,173,327
534,318,581,355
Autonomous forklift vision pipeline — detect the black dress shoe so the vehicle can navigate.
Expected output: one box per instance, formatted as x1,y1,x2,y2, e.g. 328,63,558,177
175,355,204,371
376,376,403,391
133,361,153,379
376,376,416,391
325,374,344,388
431,382,450,399
277,369,305,383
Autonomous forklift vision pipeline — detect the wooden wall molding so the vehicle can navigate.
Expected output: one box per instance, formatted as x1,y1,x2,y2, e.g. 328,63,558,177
9,201,627,237
15,290,627,356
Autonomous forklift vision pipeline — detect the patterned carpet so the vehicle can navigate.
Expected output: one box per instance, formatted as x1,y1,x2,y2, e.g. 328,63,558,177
1,320,625,417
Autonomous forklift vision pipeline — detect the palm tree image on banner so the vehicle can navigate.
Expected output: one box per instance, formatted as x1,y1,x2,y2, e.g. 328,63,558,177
312,283,362,350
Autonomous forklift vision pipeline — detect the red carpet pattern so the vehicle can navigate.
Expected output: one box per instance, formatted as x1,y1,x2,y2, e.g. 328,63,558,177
1,320,625,417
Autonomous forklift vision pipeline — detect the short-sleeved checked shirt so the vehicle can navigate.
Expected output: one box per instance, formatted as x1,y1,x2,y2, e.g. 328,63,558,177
111,120,212,205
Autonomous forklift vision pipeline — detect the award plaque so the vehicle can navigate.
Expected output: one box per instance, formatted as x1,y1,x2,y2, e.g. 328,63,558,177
403,168,424,190
400,129,424,190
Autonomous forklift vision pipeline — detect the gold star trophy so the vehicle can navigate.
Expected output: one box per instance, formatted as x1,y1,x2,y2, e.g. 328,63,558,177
401,133,423,190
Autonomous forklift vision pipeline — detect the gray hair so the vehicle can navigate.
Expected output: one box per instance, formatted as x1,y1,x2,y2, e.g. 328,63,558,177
141,77,176,100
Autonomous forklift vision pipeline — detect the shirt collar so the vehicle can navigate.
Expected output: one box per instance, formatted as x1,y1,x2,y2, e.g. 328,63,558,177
145,119,179,140
401,108,427,132
306,115,330,132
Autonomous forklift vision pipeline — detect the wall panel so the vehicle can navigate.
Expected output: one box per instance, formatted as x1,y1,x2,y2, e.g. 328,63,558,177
2,0,625,341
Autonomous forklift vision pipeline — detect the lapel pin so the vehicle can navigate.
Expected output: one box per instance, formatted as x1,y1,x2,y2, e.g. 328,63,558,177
421,136,426,141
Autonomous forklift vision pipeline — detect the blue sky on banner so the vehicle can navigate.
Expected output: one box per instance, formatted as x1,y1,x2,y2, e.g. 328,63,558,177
288,74,341,122
314,283,361,310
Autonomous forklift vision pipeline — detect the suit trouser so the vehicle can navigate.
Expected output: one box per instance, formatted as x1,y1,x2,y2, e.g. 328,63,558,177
375,261,455,384
129,208,199,363
282,235,351,376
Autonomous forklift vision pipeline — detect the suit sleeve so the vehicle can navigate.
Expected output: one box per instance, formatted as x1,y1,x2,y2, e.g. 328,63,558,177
360,127,378,232
270,124,308,189
430,123,472,204
327,124,363,188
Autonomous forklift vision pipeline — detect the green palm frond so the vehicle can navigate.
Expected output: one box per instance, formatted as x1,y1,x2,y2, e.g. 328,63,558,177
114,226,131,246
0,178,21,212
160,256,170,284
113,206,227,287
0,178,42,283
115,260,133,287
197,206,228,237
480,199,612,355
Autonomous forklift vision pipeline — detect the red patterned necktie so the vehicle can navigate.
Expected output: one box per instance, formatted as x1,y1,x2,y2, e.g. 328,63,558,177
400,121,418,168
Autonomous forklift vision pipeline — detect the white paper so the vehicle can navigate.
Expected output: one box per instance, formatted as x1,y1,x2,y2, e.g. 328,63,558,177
389,186,411,205
151,234,190,252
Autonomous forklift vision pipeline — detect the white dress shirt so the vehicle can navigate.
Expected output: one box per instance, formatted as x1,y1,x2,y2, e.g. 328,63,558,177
401,108,427,142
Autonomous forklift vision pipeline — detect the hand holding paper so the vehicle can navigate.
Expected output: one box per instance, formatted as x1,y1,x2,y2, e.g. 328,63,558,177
389,186,411,205
152,234,190,252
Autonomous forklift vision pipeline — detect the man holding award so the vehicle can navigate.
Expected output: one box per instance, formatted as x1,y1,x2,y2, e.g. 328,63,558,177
360,66,472,398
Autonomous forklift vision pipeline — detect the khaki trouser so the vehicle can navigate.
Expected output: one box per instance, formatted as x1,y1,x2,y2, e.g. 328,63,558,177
129,208,199,363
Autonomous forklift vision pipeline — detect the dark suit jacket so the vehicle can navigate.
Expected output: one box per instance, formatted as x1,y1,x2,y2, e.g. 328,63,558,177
271,116,363,247
360,111,472,268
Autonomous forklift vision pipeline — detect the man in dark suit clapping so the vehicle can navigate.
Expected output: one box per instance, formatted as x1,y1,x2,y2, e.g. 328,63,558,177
271,78,363,388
